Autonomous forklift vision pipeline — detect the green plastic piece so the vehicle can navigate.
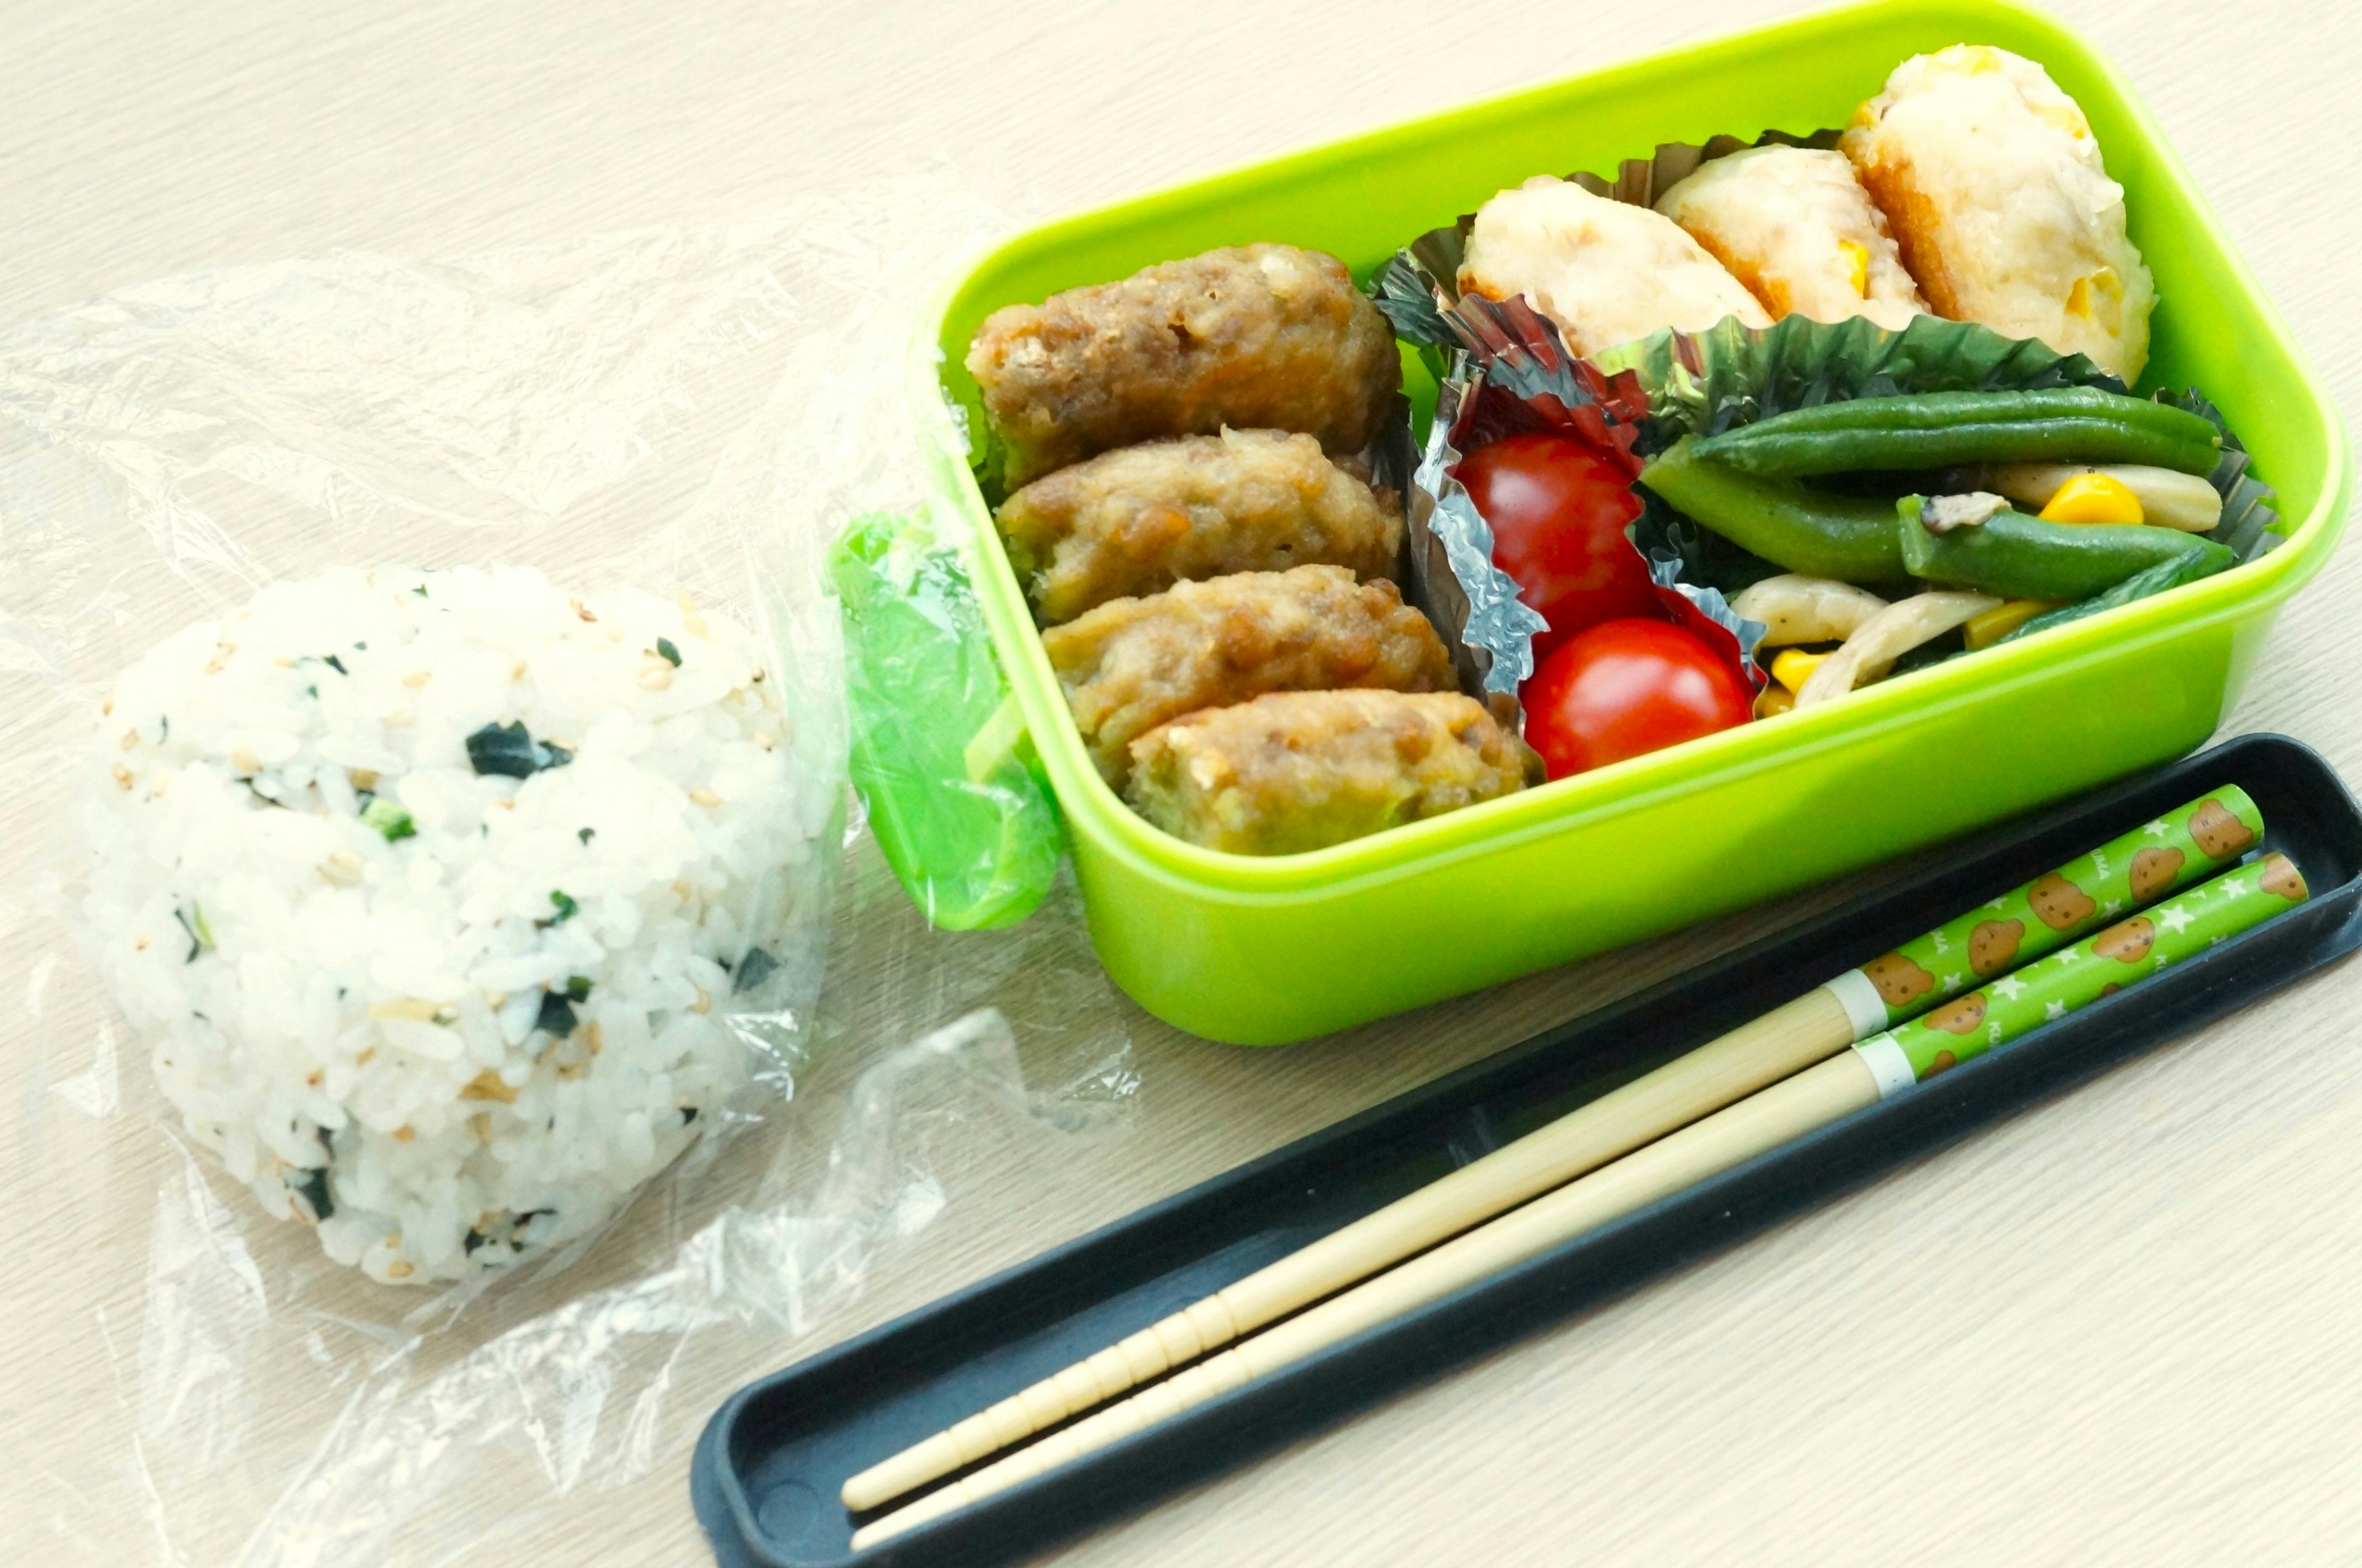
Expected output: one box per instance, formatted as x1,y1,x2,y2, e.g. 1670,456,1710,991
1639,436,1906,582
1692,388,2222,477
830,511,1062,931
1896,496,2237,599
915,0,2351,1043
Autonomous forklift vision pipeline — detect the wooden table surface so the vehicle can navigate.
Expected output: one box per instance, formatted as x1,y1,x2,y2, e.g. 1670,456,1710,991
4,1,2358,1564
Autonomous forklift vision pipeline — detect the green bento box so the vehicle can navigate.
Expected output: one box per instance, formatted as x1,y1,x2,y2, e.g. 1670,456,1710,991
909,0,2350,1045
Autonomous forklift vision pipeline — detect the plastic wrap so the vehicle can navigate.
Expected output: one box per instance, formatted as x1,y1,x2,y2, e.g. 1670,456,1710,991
830,510,1063,932
1,173,1140,1564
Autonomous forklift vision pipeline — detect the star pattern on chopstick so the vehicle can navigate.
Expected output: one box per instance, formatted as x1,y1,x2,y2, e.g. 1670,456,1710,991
2157,903,2195,935
1990,974,2027,1001
2144,819,2172,838
2044,1000,2069,1022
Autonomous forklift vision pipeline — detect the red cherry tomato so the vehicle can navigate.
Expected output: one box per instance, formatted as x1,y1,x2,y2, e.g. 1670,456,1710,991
1521,617,1754,780
1454,432,1653,661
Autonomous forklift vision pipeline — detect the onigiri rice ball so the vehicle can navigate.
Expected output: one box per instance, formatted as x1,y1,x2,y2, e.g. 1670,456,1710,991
78,565,830,1284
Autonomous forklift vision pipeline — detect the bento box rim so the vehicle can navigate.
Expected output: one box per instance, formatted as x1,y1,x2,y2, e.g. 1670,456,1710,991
909,0,2352,901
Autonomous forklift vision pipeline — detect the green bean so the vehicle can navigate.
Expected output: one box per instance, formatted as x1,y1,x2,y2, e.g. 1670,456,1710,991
1692,389,2223,478
1995,548,2233,645
1894,496,2236,600
1637,437,1904,584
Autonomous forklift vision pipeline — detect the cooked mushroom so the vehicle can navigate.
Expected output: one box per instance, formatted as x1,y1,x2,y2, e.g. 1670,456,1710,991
1728,574,1891,647
1973,462,2223,532
1795,591,2000,707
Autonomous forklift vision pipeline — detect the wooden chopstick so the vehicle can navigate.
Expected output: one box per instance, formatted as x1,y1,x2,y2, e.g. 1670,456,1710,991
851,851,2305,1550
840,788,2265,1516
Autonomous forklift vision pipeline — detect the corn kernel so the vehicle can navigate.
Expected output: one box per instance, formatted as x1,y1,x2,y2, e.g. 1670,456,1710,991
1754,684,1795,720
1770,647,1831,693
1839,240,1869,298
1963,599,2060,651
2038,471,2144,525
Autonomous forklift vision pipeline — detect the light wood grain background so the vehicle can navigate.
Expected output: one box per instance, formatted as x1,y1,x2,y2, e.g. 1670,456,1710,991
4,1,2358,1564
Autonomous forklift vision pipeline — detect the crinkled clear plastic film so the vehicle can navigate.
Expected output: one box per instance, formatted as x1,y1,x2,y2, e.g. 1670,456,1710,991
0,172,1139,1564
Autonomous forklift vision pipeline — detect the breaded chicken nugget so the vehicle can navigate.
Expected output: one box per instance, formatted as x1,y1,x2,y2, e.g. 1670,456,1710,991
1458,177,1772,357
1842,45,2155,380
1655,146,1927,331
1124,690,1539,856
1043,566,1454,786
966,243,1402,490
996,428,1404,625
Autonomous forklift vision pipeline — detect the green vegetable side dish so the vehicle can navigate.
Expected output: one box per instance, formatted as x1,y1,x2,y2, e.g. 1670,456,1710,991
830,510,1063,932
1690,388,2223,478
1638,436,1904,583
1895,495,2237,600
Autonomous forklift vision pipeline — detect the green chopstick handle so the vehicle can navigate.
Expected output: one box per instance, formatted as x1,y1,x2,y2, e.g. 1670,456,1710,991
1854,853,2308,1094
1821,787,2267,1041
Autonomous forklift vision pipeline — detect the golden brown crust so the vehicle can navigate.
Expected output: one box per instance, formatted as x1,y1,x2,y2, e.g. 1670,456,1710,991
995,428,1404,624
1684,227,1792,319
1850,159,1965,319
1042,567,1453,786
964,243,1402,490
1123,690,1537,856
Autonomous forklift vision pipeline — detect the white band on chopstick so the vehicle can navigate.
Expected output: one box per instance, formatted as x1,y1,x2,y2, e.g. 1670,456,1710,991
1823,969,1891,1042
1852,1035,1917,1100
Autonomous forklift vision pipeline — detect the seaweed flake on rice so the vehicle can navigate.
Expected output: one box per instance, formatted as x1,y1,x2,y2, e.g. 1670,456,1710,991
77,565,832,1284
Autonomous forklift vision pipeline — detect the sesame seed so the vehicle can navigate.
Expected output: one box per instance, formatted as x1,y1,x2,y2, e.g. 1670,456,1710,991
461,1070,518,1104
